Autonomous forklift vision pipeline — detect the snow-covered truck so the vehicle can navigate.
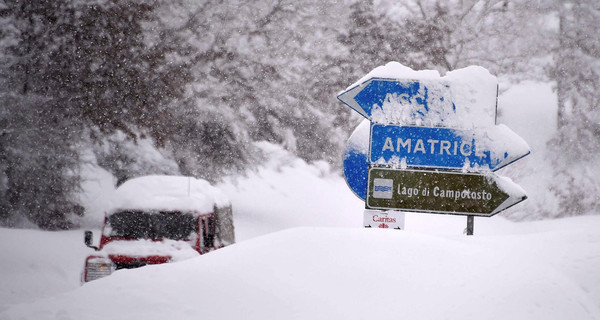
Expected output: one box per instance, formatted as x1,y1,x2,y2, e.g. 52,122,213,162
82,175,235,283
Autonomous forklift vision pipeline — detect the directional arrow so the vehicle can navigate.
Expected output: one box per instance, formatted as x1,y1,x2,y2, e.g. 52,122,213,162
369,124,530,171
337,78,454,121
366,167,527,217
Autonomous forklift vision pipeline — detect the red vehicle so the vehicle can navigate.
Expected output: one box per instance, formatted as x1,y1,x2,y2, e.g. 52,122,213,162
82,175,235,283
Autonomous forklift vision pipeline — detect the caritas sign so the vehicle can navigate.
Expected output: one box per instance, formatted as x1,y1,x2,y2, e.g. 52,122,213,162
363,210,405,229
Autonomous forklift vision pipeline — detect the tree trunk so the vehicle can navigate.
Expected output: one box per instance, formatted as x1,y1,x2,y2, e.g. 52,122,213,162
555,1,567,129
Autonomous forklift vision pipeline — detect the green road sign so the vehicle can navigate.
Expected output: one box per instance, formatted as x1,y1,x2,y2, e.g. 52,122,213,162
366,167,527,216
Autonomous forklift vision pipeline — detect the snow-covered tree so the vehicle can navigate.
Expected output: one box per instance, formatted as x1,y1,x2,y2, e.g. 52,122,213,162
162,0,351,168
373,0,550,76
547,0,600,217
0,0,84,229
0,0,190,228
0,94,82,229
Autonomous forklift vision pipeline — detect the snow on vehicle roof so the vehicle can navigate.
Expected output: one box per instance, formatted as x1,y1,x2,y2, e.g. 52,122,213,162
106,175,230,215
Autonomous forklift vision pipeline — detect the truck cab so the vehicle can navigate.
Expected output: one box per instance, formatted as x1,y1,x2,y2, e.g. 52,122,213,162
82,175,235,283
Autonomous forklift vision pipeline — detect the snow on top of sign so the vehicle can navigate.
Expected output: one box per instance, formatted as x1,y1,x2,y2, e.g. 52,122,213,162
493,174,528,214
470,124,531,171
347,62,442,88
495,174,527,198
445,66,498,128
106,175,230,215
345,62,498,128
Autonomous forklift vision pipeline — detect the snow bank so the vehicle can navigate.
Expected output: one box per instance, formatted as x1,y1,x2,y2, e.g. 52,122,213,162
0,229,91,308
2,216,600,320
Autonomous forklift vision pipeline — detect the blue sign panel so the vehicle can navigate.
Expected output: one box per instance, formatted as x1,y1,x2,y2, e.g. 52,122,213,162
343,145,369,201
369,124,529,171
337,78,454,121
342,121,371,201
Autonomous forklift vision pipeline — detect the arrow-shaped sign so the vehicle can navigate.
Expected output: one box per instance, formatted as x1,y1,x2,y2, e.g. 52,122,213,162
369,124,530,171
337,78,455,122
366,167,527,217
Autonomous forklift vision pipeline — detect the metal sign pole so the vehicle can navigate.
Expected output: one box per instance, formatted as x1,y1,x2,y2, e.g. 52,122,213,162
466,215,474,235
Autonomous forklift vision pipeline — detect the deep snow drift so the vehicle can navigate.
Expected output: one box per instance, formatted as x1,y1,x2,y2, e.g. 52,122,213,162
2,215,600,320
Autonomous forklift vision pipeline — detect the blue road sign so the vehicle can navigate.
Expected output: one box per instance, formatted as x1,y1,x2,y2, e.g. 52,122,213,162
343,146,368,201
369,124,530,171
337,78,455,121
343,121,370,201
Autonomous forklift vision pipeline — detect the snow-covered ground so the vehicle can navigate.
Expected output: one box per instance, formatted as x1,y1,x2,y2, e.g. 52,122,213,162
0,228,91,308
1,214,599,319
2,80,599,319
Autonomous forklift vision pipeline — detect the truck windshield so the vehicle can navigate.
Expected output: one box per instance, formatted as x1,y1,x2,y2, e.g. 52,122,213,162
107,211,197,240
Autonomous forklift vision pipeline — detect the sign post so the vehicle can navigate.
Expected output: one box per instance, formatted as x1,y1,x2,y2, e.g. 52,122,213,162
466,216,474,236
338,63,529,234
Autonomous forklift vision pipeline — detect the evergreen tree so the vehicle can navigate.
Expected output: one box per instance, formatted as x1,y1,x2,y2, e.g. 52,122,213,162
0,94,82,229
63,0,190,144
0,0,83,229
0,0,191,228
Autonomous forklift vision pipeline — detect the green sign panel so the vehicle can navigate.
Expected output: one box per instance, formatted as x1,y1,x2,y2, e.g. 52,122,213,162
366,167,527,216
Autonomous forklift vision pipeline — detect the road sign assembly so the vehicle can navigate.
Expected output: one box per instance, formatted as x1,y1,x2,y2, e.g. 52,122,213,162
338,62,530,232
